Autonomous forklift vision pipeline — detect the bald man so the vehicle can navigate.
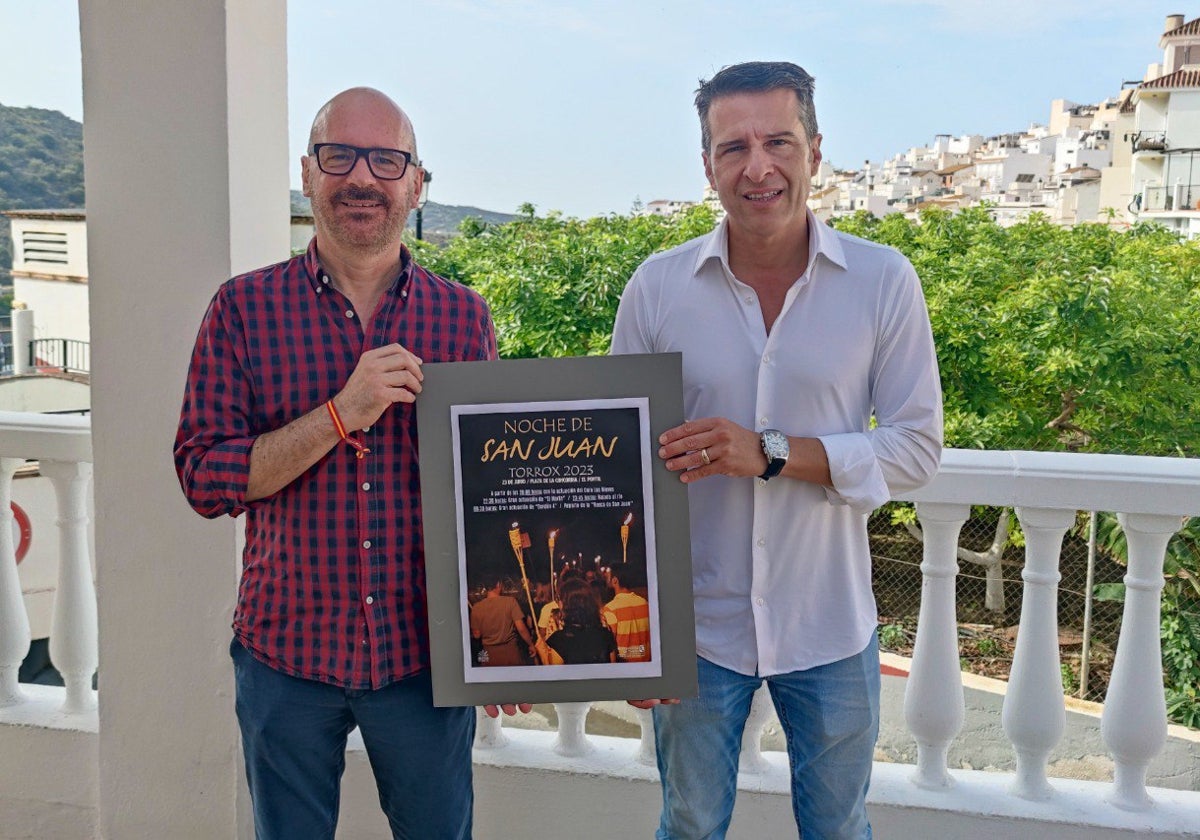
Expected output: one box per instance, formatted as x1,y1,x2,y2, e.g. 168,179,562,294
176,88,509,839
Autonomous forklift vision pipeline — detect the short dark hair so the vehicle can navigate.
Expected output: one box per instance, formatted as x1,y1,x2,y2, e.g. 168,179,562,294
613,565,646,591
695,61,818,154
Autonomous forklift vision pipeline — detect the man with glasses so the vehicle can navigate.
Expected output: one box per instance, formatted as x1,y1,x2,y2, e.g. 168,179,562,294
175,87,522,839
613,62,942,838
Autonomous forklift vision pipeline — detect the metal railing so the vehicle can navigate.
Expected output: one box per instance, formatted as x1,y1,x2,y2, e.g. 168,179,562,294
29,338,90,375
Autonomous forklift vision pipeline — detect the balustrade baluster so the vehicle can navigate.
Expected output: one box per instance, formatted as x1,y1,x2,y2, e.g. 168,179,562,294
1004,506,1072,800
0,457,31,706
41,459,98,714
633,706,656,765
739,684,773,774
1101,512,1179,811
552,701,593,756
474,707,508,749
905,501,969,789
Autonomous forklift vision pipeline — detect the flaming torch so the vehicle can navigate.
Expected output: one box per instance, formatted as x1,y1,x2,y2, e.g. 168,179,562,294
507,522,541,661
620,511,634,565
548,529,559,602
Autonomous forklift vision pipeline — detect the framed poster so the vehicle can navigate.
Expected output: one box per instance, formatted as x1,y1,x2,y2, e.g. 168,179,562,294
418,354,696,707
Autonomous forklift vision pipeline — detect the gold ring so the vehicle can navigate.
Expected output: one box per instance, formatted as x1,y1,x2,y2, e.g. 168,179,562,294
700,448,711,466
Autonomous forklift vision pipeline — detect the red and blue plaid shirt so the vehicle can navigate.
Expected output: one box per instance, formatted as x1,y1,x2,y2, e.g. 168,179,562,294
175,240,497,689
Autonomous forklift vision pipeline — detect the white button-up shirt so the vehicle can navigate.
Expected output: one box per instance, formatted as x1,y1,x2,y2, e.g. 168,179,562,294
612,213,942,676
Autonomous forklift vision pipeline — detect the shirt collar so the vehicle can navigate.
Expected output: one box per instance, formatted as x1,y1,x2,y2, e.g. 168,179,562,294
692,208,849,279
302,237,416,296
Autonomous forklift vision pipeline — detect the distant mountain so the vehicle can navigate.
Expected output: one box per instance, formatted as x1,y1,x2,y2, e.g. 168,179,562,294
290,191,516,243
0,103,86,293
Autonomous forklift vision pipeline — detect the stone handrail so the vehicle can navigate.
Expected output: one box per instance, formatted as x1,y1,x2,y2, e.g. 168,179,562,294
0,410,96,713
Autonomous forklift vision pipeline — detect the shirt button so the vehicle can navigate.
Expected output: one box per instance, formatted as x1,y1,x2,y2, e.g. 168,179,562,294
345,310,356,319
762,354,771,364
365,595,375,605
322,274,331,285
362,482,371,491
759,416,769,426
756,537,766,547
362,426,371,433
744,295,754,305
362,539,372,549
756,597,765,606
316,288,323,295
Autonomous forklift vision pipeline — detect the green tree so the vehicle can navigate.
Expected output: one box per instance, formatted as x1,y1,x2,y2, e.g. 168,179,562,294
412,205,717,358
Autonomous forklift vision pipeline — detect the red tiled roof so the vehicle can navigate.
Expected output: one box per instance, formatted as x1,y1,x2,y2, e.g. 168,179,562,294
1141,68,1200,90
1162,17,1200,40
1120,96,1137,114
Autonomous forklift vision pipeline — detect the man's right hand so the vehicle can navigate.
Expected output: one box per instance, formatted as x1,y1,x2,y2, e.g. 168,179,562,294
332,343,424,430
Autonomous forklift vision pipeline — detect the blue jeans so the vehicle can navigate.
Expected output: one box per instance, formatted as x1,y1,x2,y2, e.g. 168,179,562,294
653,637,880,840
231,639,475,840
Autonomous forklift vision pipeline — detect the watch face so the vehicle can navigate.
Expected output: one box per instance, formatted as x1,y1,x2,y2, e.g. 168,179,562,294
762,429,789,460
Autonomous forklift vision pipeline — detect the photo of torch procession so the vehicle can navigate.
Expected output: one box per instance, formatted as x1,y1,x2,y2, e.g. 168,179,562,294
451,399,662,683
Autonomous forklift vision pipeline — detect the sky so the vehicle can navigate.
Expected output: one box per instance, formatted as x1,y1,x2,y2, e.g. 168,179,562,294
0,1,1193,218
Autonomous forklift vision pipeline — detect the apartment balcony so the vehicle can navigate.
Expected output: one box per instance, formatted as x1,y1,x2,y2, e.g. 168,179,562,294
2,410,1198,839
1142,184,1200,213
1130,131,1169,157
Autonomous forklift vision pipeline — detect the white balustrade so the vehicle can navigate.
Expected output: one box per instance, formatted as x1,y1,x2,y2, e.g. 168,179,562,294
904,501,969,789
1003,506,1072,800
739,684,774,774
552,701,594,756
4,410,1200,837
0,456,31,707
1101,512,1179,811
0,410,94,714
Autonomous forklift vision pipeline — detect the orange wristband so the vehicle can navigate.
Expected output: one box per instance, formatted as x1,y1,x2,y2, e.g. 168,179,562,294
326,400,370,459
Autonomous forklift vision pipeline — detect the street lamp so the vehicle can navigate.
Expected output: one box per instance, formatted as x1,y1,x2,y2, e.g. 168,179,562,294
415,164,432,240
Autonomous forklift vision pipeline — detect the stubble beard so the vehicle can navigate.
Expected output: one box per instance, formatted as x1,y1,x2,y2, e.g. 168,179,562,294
314,185,410,255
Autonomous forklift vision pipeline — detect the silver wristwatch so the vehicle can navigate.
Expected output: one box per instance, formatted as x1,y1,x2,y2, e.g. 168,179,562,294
759,429,789,481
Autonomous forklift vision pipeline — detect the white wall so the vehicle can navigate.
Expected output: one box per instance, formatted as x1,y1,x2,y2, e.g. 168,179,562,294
10,218,88,280
10,281,89,344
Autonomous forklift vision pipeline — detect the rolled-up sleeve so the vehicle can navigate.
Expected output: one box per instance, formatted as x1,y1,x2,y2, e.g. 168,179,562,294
173,287,258,519
820,261,943,513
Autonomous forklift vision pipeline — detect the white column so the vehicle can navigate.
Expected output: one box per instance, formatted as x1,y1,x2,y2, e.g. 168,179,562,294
80,2,288,837
0,457,30,706
11,309,33,376
904,501,969,789
552,702,594,756
40,459,97,714
1003,506,1072,800
739,684,773,774
1101,512,1177,812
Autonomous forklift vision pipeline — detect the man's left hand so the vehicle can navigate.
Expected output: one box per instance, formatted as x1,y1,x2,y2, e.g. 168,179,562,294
658,417,767,483
483,703,533,718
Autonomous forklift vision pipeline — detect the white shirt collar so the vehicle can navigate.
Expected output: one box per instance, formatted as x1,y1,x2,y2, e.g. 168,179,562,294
692,209,849,279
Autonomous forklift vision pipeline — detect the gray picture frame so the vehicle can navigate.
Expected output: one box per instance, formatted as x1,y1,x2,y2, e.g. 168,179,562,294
417,353,697,707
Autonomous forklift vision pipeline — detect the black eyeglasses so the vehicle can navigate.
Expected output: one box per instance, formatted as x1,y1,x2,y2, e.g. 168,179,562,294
310,143,416,180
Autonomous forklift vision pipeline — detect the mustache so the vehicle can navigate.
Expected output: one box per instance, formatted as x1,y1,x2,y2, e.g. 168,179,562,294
332,186,390,206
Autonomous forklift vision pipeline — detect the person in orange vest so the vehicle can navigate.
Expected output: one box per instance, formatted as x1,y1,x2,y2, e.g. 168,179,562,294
602,565,651,663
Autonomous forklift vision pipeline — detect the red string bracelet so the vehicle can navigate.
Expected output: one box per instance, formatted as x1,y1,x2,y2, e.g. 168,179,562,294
326,400,370,459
